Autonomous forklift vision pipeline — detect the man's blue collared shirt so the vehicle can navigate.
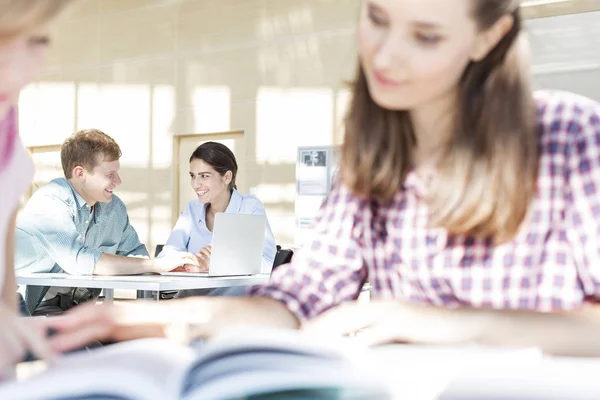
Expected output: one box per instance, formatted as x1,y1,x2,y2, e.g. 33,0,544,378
16,177,148,276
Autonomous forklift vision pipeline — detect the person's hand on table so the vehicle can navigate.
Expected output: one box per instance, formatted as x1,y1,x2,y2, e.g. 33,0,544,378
0,304,54,378
184,245,211,273
39,301,200,354
302,300,483,346
168,264,207,273
180,262,208,273
153,251,199,273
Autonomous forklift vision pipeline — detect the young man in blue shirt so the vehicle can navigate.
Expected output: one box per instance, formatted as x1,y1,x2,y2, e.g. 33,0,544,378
15,129,197,315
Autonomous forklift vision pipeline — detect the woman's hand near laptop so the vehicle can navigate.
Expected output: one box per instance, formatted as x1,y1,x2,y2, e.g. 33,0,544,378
180,245,211,273
152,251,200,273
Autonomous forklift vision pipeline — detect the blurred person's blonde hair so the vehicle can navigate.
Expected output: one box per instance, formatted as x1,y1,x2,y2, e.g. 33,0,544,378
0,0,74,41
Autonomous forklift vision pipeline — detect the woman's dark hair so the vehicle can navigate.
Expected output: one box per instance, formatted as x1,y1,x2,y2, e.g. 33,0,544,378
189,142,238,190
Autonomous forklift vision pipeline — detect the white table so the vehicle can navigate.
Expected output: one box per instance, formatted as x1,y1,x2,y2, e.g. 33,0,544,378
16,273,270,302
371,344,600,399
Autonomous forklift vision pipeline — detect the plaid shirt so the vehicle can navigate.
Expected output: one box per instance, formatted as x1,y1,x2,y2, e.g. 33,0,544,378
251,90,600,322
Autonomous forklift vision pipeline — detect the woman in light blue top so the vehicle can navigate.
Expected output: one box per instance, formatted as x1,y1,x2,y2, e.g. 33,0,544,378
160,142,276,296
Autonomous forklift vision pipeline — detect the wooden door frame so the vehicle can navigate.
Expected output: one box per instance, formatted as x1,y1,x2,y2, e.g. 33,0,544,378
25,144,62,202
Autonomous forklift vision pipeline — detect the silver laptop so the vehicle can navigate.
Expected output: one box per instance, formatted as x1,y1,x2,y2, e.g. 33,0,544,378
161,213,266,277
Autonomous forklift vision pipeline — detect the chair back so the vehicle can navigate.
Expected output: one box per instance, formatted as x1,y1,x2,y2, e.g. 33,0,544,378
273,245,294,269
154,244,164,258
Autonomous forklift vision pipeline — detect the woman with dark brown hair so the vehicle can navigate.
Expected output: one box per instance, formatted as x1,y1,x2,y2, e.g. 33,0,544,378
46,0,600,356
157,141,276,297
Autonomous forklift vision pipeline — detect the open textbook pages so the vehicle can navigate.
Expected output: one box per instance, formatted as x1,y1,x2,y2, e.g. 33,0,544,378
1,327,390,400
6,324,573,400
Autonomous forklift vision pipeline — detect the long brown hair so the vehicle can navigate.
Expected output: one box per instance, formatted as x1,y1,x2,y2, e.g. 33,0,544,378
340,0,537,243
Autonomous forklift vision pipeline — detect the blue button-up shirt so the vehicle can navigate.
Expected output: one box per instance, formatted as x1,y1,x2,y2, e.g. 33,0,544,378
161,189,276,273
15,177,148,277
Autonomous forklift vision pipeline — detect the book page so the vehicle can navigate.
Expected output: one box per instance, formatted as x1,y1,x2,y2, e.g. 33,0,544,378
1,339,196,400
178,327,389,399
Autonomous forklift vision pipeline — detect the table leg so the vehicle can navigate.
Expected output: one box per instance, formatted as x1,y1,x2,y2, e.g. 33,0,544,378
104,288,114,302
136,290,153,299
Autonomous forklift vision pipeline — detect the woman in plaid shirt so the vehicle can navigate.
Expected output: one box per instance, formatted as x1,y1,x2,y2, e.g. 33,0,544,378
48,0,600,356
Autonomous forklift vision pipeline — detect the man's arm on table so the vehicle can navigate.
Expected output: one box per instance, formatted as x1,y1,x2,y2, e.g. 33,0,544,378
20,196,195,276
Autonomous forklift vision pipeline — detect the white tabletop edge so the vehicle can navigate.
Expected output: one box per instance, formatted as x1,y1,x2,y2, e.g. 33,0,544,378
16,273,270,290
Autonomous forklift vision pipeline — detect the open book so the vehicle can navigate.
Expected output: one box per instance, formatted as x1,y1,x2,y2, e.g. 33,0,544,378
1,328,390,400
